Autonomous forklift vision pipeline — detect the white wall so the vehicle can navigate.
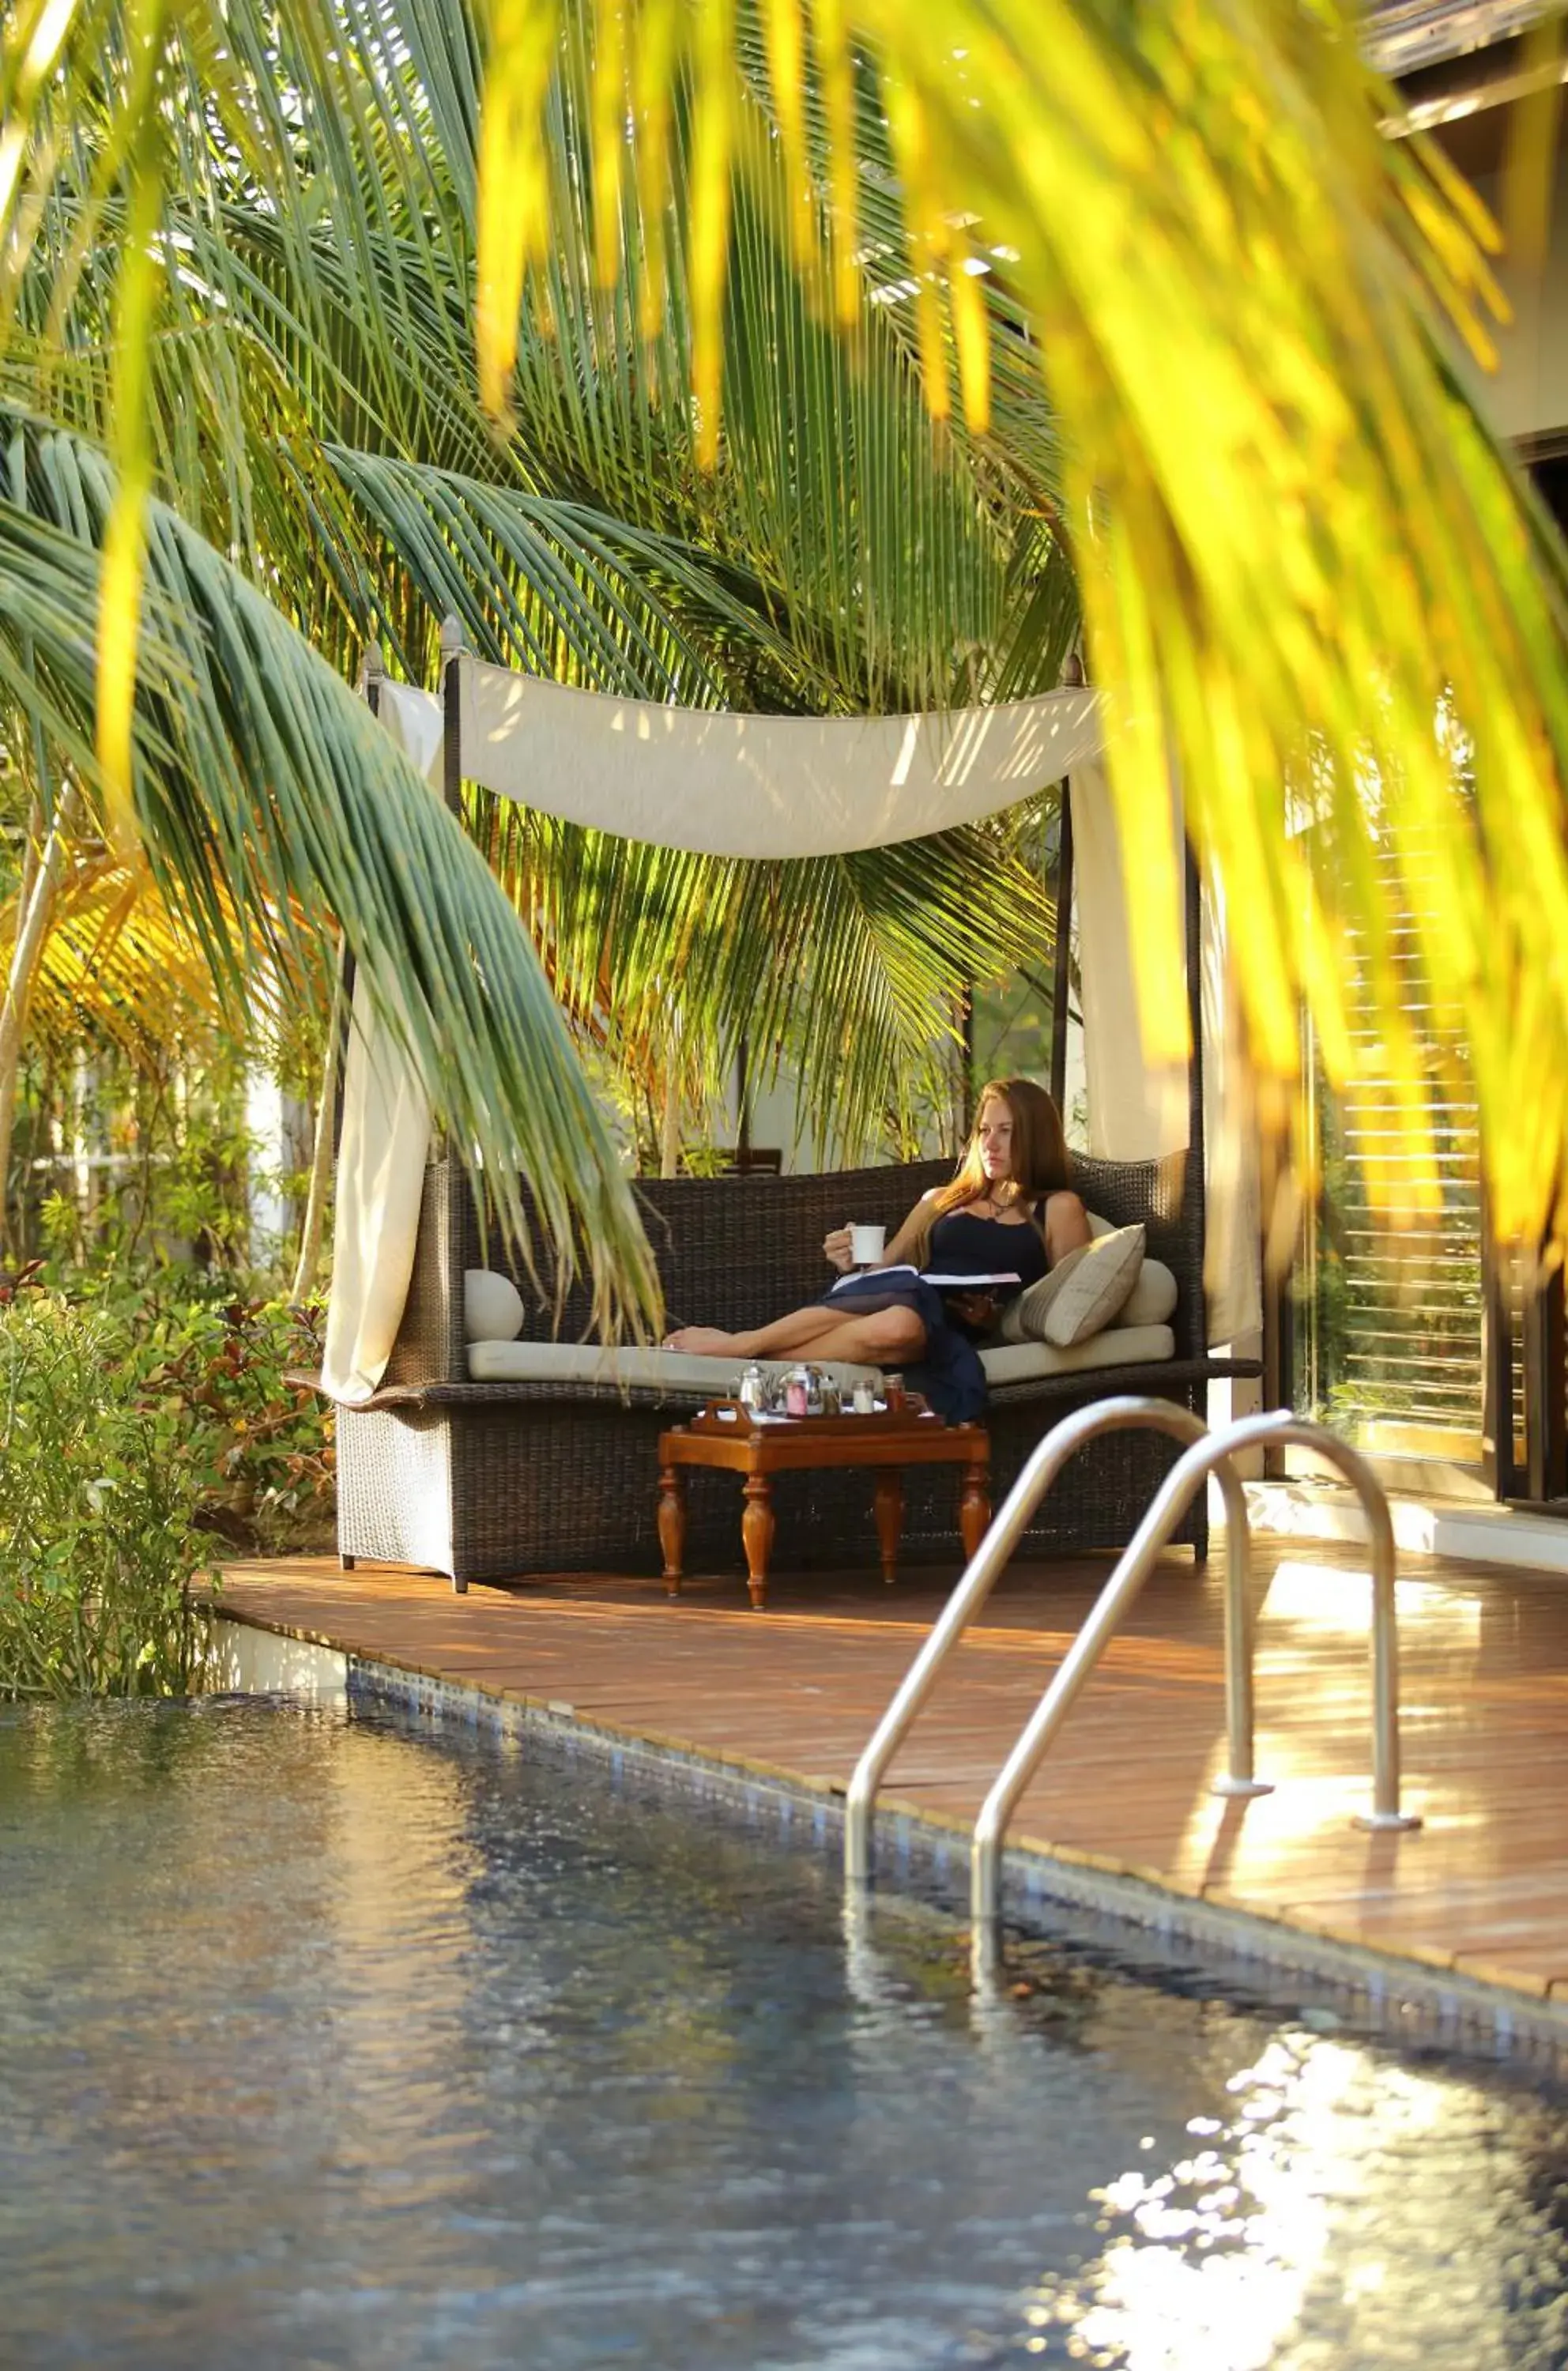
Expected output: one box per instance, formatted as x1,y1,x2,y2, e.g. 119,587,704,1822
1458,148,1568,443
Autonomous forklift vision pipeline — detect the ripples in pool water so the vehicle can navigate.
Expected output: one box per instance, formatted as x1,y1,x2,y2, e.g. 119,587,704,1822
2,1696,1567,2370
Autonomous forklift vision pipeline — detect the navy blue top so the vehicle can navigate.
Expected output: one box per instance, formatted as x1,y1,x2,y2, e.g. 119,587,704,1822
929,1208,1048,1290
823,1198,1050,1422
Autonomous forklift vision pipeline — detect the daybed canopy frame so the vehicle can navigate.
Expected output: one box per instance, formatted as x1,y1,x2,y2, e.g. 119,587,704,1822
316,628,1259,1590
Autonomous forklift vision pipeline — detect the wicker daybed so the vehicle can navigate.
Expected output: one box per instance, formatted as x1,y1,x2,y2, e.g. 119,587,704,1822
330,1150,1259,1591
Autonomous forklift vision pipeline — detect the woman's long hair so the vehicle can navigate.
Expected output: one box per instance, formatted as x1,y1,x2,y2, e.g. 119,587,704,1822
904,1079,1071,1265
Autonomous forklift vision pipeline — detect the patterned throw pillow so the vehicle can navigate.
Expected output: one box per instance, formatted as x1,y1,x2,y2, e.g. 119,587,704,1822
997,1242,1091,1344
999,1224,1147,1348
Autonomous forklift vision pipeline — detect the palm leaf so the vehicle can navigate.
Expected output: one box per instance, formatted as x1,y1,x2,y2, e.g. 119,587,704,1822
5,0,1084,1206
0,409,662,1329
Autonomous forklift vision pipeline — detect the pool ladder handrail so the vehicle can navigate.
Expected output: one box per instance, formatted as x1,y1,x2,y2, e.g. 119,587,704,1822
842,1399,1421,1924
844,1400,1234,1887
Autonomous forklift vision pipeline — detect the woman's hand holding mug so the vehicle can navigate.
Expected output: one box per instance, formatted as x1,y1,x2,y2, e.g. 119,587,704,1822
825,1222,888,1274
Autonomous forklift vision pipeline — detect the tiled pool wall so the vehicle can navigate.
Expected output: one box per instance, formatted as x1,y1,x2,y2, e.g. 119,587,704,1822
202,1613,348,1704
207,1611,1568,2070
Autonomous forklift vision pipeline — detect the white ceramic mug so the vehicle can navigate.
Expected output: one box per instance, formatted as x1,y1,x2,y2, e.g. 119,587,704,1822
849,1222,887,1268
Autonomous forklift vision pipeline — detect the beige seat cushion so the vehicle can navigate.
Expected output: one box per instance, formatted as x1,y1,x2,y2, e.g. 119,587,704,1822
470,1328,1174,1394
978,1323,1174,1386
467,1341,881,1393
471,1313,1174,1398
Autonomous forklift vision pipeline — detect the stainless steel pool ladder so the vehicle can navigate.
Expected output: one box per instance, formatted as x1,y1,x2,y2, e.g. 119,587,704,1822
842,1397,1420,1931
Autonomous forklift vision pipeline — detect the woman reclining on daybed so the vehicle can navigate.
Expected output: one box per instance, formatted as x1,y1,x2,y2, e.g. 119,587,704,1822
664,1077,1091,1421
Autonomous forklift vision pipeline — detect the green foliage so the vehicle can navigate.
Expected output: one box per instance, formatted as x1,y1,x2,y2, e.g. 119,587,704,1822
0,1287,332,1701
0,1297,212,1699
2,0,1076,1205
8,1020,270,1276
93,1281,337,1555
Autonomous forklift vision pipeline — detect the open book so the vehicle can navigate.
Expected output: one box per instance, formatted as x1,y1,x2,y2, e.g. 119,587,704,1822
829,1264,1021,1294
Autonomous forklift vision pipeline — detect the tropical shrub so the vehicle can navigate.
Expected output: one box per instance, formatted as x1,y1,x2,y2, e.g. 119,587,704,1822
112,1287,336,1555
0,1288,331,1700
0,1297,214,1698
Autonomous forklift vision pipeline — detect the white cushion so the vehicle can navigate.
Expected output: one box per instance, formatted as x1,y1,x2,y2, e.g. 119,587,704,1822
979,1323,1174,1387
1077,1213,1177,1329
464,1268,525,1344
467,1341,882,1393
1118,1258,1177,1327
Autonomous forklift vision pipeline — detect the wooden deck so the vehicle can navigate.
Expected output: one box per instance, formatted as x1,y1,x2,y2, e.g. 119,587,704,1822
216,1533,1568,2009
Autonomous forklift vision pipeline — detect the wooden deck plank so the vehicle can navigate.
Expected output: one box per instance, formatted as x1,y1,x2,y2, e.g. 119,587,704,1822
215,1535,1568,2004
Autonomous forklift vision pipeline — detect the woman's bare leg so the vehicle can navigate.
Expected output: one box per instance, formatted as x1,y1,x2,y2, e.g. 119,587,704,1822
767,1314,926,1363
665,1304,854,1357
665,1305,926,1363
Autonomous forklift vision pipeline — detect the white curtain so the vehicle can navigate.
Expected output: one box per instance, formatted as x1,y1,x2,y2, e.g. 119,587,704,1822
1070,756,1189,1163
320,981,432,1404
1069,767,1261,1344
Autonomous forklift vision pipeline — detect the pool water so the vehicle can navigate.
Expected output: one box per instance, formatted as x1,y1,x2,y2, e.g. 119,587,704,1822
4,1696,1568,2370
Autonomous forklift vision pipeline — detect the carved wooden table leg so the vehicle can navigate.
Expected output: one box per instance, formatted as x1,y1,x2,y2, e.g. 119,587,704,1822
959,1458,991,1561
658,1464,687,1597
741,1473,775,1610
873,1470,903,1584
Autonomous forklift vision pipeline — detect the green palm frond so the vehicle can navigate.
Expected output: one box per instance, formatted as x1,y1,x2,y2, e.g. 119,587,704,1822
487,805,1055,1163
327,449,800,698
0,850,308,1065
5,0,1091,1223
0,409,661,1326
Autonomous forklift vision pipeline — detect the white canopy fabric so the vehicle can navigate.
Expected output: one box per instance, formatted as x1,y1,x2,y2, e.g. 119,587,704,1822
320,663,1258,1403
1070,757,1190,1164
379,662,1104,856
322,982,432,1404
1069,763,1261,1345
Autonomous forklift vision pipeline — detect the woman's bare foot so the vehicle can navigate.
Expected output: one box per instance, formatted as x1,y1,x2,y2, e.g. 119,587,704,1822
663,1325,745,1355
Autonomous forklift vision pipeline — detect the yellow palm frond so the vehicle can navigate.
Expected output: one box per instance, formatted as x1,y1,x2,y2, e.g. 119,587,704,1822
462,0,1568,1246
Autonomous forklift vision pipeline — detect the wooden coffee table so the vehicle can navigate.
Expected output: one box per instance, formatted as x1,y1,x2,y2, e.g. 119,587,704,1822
656,1400,990,1611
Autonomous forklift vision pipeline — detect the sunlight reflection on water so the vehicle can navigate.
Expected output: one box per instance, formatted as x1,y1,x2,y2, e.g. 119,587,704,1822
2,1696,1565,2371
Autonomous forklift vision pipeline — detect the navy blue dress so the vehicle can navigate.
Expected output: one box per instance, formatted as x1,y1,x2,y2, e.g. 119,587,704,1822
824,1205,1049,1422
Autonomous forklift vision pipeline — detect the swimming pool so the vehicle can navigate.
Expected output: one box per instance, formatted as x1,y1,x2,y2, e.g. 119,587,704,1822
3,1694,1566,2369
